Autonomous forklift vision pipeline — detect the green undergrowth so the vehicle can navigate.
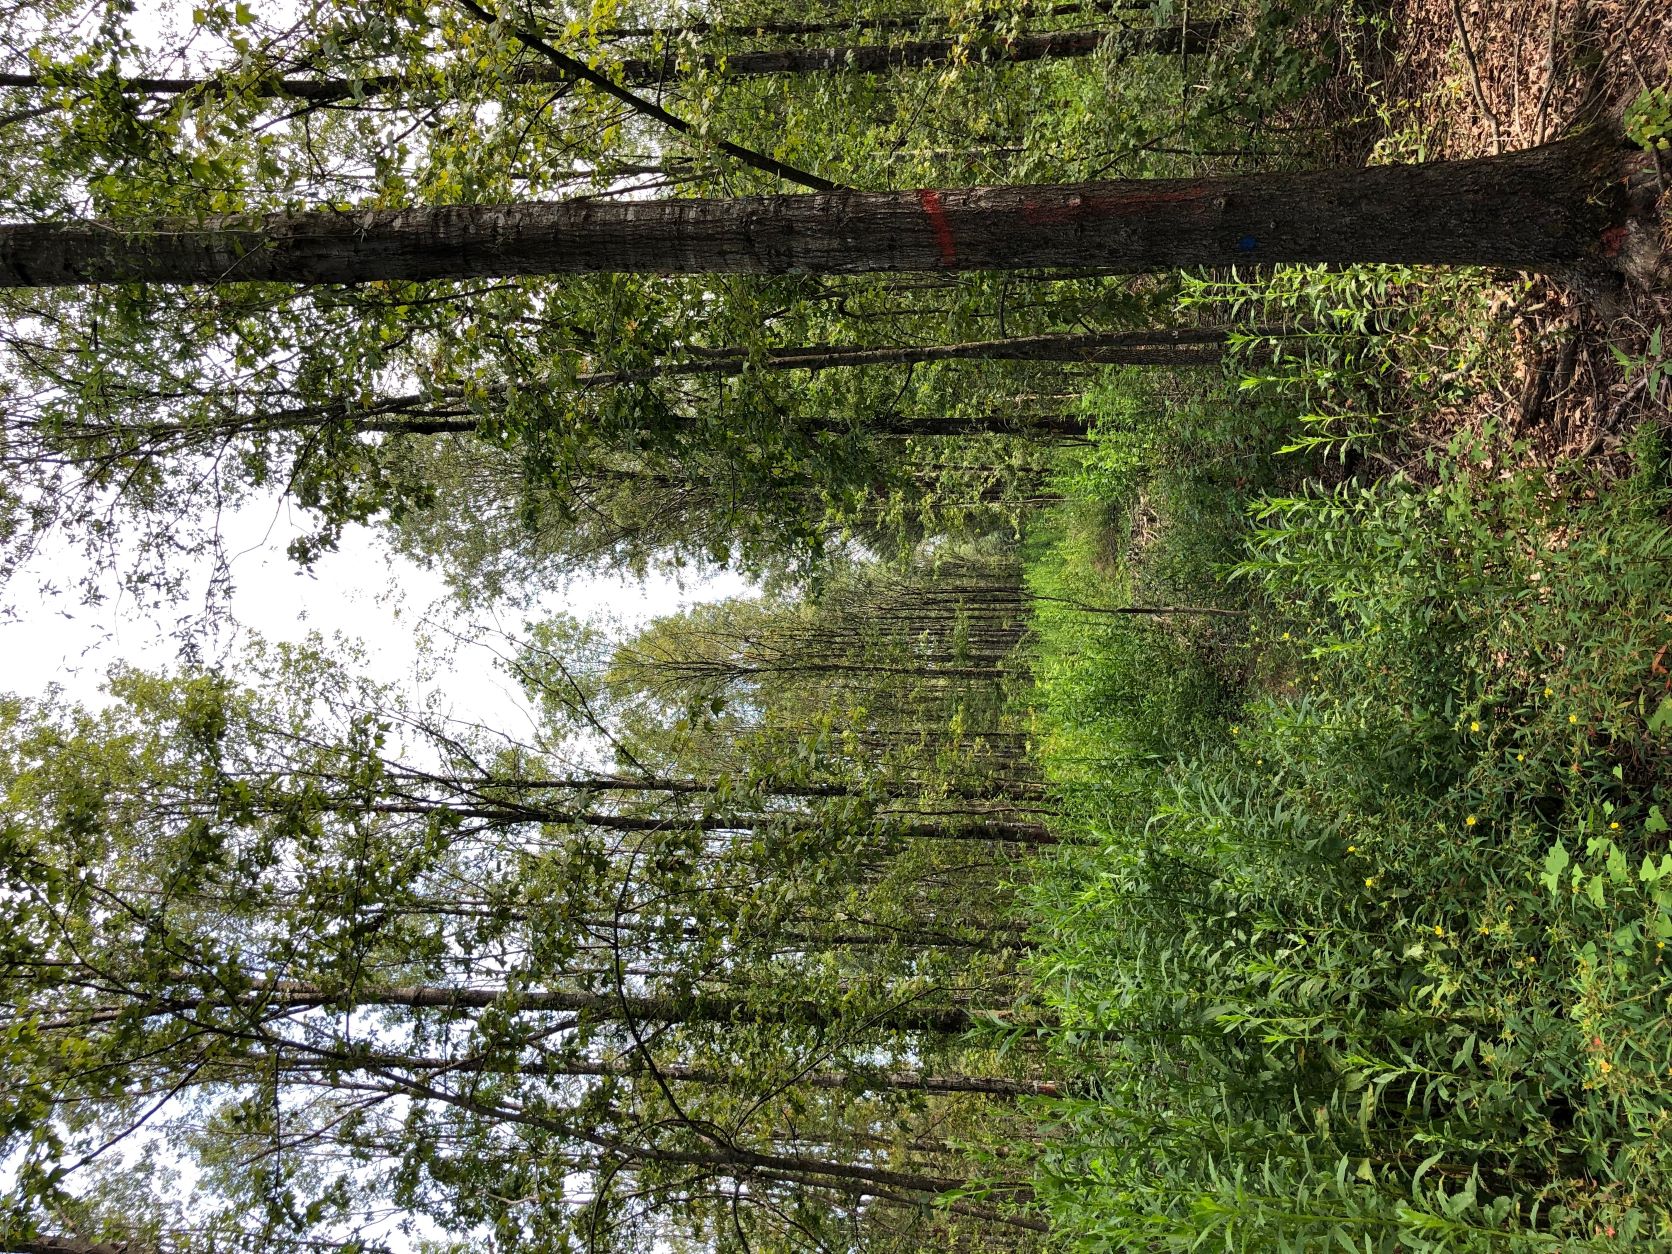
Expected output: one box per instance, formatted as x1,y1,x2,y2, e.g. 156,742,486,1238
1019,363,1672,1247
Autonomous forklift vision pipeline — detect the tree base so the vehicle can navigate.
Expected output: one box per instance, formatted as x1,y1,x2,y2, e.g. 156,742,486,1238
1556,146,1666,316
1605,151,1668,290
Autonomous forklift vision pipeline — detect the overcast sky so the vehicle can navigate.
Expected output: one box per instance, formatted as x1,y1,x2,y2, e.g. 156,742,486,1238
0,488,752,728
0,2,752,722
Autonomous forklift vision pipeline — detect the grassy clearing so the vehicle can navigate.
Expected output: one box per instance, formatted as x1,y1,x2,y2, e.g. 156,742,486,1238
1019,306,1672,1247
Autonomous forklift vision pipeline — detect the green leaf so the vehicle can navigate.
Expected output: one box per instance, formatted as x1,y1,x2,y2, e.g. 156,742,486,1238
1540,841,1570,895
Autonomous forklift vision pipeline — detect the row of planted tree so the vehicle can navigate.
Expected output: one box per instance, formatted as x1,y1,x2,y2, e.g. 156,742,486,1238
1,552,1086,1249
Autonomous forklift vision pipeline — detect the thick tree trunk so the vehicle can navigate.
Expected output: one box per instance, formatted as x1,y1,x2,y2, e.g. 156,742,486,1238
613,24,1224,83
0,136,1638,286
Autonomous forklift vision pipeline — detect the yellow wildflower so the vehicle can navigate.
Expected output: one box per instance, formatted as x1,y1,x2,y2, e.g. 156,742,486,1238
1465,815,1478,827
1569,714,1579,724
1470,721,1481,732
1432,925,1444,936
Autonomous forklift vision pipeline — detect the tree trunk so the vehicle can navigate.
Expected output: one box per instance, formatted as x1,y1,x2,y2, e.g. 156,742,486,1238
855,413,1090,438
0,135,1638,287
56,977,1001,1035
360,798,1054,844
0,25,1221,99
598,1,1148,40
220,330,1218,437
289,1046,1057,1096
613,24,1225,84
421,769,1050,805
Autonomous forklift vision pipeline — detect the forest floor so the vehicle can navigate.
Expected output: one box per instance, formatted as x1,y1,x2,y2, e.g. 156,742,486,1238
1013,6,1672,1247
1383,0,1671,472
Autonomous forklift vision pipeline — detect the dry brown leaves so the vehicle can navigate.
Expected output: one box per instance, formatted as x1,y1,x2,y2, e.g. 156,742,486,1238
1379,0,1671,474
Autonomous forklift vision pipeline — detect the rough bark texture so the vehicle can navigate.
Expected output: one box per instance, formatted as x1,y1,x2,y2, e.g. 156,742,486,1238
0,136,1637,287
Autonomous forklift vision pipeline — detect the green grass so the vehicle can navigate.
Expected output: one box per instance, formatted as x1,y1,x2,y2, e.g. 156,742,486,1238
1020,363,1672,1248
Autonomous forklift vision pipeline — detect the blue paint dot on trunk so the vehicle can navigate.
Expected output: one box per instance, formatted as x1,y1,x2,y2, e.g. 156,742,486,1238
1236,234,1258,253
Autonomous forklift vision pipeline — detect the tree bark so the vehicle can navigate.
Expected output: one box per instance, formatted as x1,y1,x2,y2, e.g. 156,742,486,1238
211,330,1221,437
0,135,1638,287
0,25,1221,99
856,413,1090,438
53,978,1000,1035
358,798,1054,844
613,24,1225,83
419,769,1048,805
285,1046,1056,1096
598,1,1147,40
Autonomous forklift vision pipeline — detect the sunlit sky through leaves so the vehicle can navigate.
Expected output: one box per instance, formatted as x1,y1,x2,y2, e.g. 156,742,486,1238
0,1,752,721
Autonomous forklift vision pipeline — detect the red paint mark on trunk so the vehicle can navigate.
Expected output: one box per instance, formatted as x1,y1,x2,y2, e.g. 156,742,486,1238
917,189,957,264
1601,225,1629,257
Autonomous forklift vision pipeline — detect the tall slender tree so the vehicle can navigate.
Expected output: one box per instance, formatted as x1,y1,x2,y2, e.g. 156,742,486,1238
0,135,1650,287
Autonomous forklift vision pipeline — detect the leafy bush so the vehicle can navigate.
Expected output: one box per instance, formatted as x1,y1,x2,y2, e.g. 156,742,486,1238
1025,432,1672,1248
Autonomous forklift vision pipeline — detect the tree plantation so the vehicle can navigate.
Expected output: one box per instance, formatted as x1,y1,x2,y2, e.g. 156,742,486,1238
0,1,1668,1252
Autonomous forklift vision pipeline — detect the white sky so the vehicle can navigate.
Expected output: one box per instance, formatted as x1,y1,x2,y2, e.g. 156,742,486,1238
0,488,751,725
0,7,748,1247
0,1,754,719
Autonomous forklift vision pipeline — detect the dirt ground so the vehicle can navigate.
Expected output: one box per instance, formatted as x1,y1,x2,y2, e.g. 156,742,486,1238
1371,0,1671,470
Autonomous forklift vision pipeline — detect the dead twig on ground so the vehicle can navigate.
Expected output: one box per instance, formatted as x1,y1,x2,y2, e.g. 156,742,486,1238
1450,0,1505,153
1532,0,1562,143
